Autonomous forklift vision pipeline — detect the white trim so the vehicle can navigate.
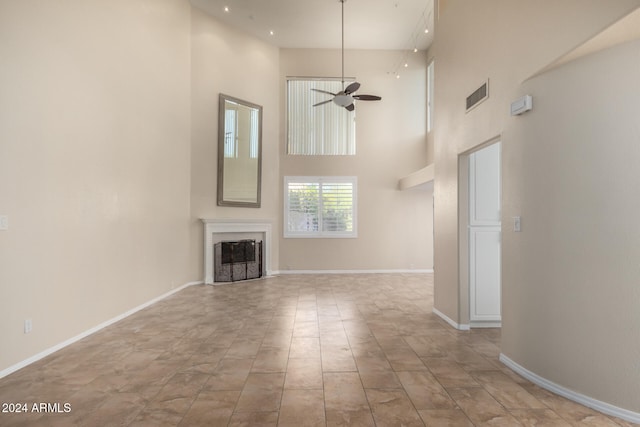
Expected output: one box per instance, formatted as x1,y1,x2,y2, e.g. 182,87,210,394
470,320,501,328
0,281,202,380
500,353,640,424
432,307,471,331
275,269,434,275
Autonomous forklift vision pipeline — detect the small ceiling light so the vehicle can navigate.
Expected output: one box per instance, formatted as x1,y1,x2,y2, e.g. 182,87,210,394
424,28,429,33
224,6,229,12
413,47,418,53
269,30,274,36
396,74,400,79
404,63,408,68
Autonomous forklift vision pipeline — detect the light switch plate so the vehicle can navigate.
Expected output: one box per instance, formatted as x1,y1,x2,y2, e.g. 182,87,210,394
513,216,521,232
0,215,8,230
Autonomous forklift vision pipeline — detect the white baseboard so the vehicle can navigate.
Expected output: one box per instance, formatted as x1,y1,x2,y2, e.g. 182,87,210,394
500,353,640,424
275,269,434,275
432,307,470,331
0,280,203,379
470,320,502,328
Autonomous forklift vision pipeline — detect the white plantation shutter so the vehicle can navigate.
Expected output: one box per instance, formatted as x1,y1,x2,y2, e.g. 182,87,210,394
321,181,353,232
287,79,356,155
285,176,357,238
287,182,320,233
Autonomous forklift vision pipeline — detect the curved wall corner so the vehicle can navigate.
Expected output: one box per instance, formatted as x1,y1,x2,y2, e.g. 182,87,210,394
500,354,640,424
501,38,640,420
430,1,640,419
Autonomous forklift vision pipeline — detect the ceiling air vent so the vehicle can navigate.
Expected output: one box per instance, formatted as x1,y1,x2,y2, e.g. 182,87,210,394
466,80,489,112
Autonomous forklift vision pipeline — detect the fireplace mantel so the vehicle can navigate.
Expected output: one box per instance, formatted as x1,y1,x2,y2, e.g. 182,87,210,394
201,219,272,284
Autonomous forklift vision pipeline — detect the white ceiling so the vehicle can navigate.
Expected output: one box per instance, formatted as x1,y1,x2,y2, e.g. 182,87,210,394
190,0,434,50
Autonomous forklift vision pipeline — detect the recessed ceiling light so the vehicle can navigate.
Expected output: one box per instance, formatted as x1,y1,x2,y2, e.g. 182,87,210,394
224,6,229,12
413,47,418,53
424,28,429,34
404,63,408,68
269,30,274,36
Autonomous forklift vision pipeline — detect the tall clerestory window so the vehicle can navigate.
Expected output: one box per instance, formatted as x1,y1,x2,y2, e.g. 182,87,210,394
427,60,434,133
287,78,356,155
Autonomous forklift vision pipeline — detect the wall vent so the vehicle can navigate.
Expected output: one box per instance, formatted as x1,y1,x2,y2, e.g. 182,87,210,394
466,80,489,112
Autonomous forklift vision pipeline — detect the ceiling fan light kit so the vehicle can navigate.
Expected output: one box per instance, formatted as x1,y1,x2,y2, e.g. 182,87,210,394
311,0,382,112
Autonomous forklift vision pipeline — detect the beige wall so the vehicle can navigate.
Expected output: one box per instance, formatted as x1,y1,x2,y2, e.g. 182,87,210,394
279,49,433,271
0,0,192,371
431,0,640,412
189,8,281,277
502,38,640,412
0,1,431,375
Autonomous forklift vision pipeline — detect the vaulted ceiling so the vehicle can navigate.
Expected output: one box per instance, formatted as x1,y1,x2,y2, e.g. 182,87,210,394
190,0,434,50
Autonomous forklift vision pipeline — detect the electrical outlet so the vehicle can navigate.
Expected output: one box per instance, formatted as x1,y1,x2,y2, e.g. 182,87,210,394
24,319,32,334
0,215,8,230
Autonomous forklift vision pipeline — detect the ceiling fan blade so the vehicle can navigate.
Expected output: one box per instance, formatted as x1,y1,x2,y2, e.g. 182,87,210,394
311,88,337,96
345,103,355,111
344,82,360,94
353,94,382,101
313,99,333,107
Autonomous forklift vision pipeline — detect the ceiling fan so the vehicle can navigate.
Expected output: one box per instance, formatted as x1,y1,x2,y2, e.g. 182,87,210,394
312,0,381,112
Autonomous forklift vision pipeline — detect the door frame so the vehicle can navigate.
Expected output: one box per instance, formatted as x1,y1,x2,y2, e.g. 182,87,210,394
458,136,502,329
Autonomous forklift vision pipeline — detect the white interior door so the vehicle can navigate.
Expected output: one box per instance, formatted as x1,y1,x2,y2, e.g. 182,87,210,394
469,142,501,325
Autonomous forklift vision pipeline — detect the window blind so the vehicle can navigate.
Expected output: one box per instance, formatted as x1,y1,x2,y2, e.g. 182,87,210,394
287,79,356,155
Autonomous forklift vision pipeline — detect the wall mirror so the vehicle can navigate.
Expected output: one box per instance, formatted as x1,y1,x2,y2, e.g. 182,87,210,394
217,94,262,207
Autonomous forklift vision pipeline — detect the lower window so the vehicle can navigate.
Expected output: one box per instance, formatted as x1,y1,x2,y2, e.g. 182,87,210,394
284,176,357,238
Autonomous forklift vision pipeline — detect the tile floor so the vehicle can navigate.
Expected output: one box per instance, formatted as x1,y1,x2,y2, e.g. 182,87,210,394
0,274,636,426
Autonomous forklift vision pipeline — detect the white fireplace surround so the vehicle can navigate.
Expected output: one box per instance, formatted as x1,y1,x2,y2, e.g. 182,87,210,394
201,219,272,284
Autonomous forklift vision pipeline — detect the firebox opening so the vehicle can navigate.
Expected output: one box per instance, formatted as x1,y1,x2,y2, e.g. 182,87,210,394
214,239,263,282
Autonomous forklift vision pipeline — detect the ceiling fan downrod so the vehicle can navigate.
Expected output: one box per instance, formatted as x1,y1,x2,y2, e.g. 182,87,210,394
310,0,381,111
340,0,345,89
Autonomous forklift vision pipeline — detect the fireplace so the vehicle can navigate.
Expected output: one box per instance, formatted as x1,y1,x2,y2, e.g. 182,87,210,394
214,239,262,282
201,219,272,285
